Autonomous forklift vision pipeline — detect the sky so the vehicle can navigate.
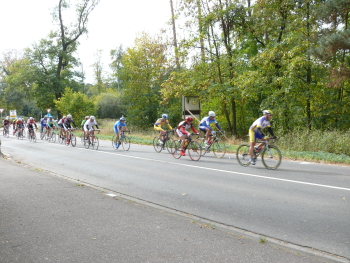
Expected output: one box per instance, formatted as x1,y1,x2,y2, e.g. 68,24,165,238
0,0,172,83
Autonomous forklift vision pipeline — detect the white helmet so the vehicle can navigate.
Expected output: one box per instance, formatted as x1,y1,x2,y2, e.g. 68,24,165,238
262,110,273,115
29,117,34,120
209,111,216,117
67,114,72,119
162,114,168,119
90,116,95,120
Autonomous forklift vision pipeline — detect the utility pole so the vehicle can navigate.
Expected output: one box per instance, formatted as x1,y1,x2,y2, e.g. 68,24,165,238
170,0,180,70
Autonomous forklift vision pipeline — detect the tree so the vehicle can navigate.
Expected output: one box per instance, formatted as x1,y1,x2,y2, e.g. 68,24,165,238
54,87,96,122
25,0,100,115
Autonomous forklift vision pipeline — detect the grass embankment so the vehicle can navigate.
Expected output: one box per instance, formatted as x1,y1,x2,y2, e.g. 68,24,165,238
92,120,350,165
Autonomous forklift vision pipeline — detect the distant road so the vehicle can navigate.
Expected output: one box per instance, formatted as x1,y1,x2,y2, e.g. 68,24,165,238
2,134,350,260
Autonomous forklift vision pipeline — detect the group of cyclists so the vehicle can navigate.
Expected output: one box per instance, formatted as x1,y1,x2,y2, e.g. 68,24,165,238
153,110,276,163
2,109,276,164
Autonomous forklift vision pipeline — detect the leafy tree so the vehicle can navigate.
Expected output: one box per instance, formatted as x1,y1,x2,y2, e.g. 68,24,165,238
96,92,124,119
54,87,96,122
117,33,171,129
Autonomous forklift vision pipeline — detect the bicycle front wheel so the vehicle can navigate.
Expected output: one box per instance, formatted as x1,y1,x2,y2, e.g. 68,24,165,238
236,143,251,166
121,136,130,151
153,137,163,153
188,141,202,161
84,137,90,149
212,140,226,158
165,138,176,154
71,134,77,147
261,145,282,170
92,136,99,150
172,140,182,159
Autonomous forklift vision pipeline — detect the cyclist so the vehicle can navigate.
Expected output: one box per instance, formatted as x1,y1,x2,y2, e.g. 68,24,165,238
113,117,129,148
176,116,199,156
2,116,10,131
15,117,25,135
154,114,173,144
12,117,18,134
40,115,48,133
81,116,89,132
199,111,224,146
249,110,277,165
57,116,66,138
27,117,38,136
84,116,100,141
63,114,77,143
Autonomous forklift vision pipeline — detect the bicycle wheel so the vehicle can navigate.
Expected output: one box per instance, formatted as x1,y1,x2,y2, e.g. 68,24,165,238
121,136,130,151
261,145,282,170
153,137,163,153
48,131,54,143
188,141,202,161
236,143,251,166
92,136,99,150
165,138,176,154
5,129,9,138
172,140,182,159
212,140,226,158
84,137,90,149
71,134,77,147
58,134,64,144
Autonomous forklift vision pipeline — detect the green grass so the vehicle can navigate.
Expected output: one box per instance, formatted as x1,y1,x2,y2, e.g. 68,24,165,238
84,120,350,165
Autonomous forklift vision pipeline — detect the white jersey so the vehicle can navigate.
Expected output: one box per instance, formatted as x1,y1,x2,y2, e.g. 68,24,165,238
250,116,271,131
84,119,97,131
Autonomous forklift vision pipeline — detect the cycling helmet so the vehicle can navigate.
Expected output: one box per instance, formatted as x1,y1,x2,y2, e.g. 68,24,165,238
120,117,126,121
29,117,33,120
5,116,9,120
44,115,48,118
162,114,168,119
186,116,193,122
85,116,89,119
208,111,216,117
67,114,72,119
262,110,273,115
90,116,95,120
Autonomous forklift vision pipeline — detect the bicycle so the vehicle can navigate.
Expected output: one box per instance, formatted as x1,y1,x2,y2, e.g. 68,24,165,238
198,131,226,158
173,133,202,161
236,138,282,170
83,129,100,150
48,128,57,143
112,131,130,151
2,125,9,138
65,128,77,147
40,126,51,140
28,128,37,142
16,127,25,140
153,130,176,154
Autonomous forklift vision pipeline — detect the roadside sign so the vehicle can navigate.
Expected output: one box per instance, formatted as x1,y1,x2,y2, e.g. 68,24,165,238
0,109,3,113
10,110,17,118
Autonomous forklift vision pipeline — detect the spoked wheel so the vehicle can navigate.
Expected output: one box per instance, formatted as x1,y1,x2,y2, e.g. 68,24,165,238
84,137,90,149
48,132,55,143
212,140,226,158
112,135,119,150
58,135,64,144
236,143,251,166
121,136,130,151
165,138,176,154
71,134,77,147
188,141,202,161
261,145,282,170
92,136,99,150
172,140,182,159
153,137,163,153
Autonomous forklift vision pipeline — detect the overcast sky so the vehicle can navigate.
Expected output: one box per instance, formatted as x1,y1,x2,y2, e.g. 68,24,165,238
0,0,172,83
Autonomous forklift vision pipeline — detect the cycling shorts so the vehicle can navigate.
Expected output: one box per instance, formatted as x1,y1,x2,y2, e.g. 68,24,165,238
249,129,263,143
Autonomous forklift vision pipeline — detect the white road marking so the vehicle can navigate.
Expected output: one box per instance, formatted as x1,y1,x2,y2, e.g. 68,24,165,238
74,146,350,192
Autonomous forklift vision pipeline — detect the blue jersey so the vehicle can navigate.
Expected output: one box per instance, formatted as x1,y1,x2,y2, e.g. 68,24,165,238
199,116,221,131
114,121,126,133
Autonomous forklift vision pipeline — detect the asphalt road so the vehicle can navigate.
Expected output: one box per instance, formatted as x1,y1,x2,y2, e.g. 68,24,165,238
1,131,349,261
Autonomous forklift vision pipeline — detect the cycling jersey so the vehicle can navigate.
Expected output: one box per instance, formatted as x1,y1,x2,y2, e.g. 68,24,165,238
3,120,10,126
199,116,222,132
154,118,172,132
27,120,37,129
176,120,198,137
84,119,99,131
113,121,126,134
63,118,76,130
249,116,275,143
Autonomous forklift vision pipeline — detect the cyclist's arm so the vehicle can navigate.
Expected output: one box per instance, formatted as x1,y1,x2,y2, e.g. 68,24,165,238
267,127,275,137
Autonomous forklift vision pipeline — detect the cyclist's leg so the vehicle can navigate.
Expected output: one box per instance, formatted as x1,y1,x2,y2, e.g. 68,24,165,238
249,129,257,163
